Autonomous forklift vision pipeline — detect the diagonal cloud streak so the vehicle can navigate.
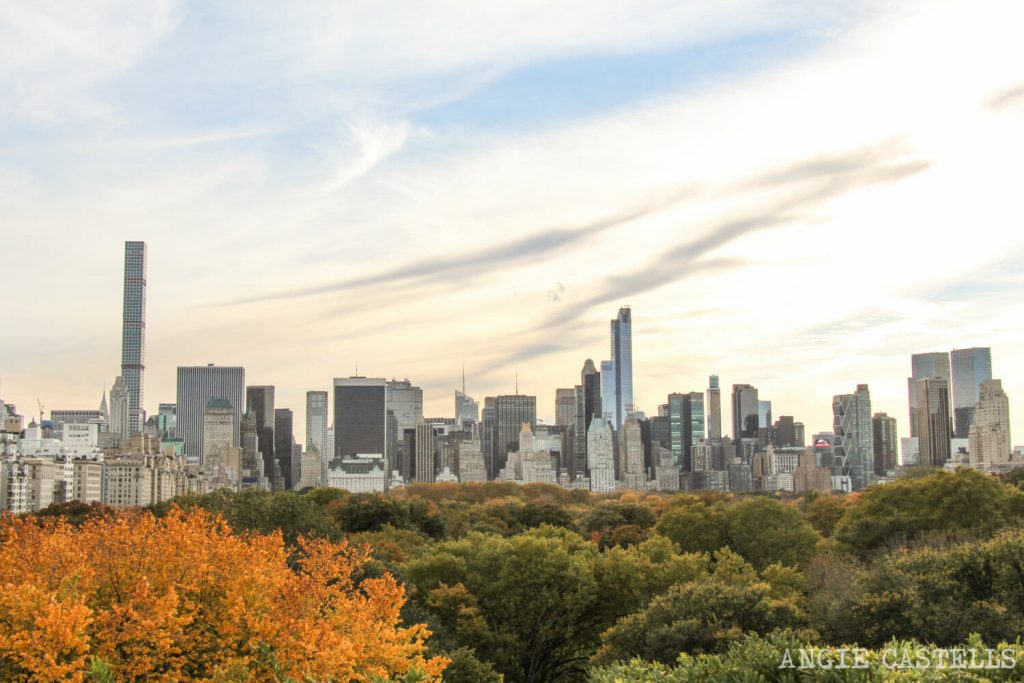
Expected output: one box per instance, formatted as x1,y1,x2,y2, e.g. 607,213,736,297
226,185,697,305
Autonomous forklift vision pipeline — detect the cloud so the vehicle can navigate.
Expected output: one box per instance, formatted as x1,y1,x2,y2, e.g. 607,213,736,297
987,83,1024,110
226,185,695,305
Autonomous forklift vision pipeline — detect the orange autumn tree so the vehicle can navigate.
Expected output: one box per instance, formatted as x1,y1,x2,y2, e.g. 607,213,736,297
0,507,447,682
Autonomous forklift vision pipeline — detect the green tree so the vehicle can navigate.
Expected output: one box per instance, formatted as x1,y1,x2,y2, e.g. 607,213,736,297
834,468,1024,559
652,499,728,554
723,497,820,569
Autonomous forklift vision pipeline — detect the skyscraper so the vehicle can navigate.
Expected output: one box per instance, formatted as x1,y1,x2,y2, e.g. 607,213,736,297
600,361,616,423
916,377,952,468
176,365,245,465
275,408,294,489
833,384,872,490
305,391,329,458
611,306,633,429
908,352,950,437
203,398,235,481
668,392,706,472
333,377,387,460
731,384,759,455
414,420,439,483
455,391,479,424
246,386,276,488
481,397,496,479
871,413,898,476
587,417,615,493
386,379,423,469
493,394,537,478
240,409,263,488
969,379,1011,473
110,376,129,439
573,359,602,479
707,375,722,441
619,413,645,489
951,347,993,438
555,388,576,427
120,241,146,436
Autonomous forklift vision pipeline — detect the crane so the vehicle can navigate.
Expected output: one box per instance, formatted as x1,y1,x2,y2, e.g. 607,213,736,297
36,398,44,425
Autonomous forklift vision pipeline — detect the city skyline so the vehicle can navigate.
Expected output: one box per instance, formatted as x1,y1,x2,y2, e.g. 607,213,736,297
1,1,1024,443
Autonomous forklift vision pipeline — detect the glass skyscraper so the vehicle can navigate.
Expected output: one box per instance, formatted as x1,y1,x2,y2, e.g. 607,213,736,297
908,352,950,437
121,241,146,436
333,377,387,460
951,347,992,438
610,307,633,429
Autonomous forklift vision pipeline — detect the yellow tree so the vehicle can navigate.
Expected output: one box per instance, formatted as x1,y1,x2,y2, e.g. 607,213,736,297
0,507,447,682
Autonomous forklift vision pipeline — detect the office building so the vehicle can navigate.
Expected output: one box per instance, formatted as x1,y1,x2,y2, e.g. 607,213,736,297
731,384,759,457
600,361,616,423
916,377,952,467
120,241,147,436
555,388,576,427
492,394,537,478
109,376,129,439
833,384,872,490
305,391,329,459
774,416,799,447
619,413,646,490
386,379,423,468
969,379,1011,473
908,352,951,437
333,377,387,460
177,365,245,466
758,400,772,429
414,421,439,483
610,306,633,429
240,409,264,489
707,375,722,441
275,408,294,489
668,392,704,472
455,390,479,424
871,412,898,476
587,417,616,493
245,386,276,486
951,347,993,438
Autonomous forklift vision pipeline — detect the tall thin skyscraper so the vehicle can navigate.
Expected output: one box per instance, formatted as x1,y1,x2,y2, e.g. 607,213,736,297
611,306,633,429
916,377,952,468
120,241,146,435
176,365,245,465
305,391,329,457
951,347,993,438
333,377,387,460
600,361,616,423
908,352,950,437
707,375,722,441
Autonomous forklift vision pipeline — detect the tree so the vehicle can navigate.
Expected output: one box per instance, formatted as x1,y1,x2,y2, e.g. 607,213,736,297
723,497,820,569
0,508,447,681
834,469,1024,559
652,500,728,555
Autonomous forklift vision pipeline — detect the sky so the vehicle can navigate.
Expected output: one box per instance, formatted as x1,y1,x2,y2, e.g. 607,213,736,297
2,0,1024,447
